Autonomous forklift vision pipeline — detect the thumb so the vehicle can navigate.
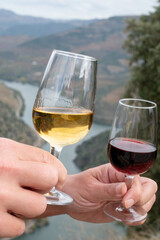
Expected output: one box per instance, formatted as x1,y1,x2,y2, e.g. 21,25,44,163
93,182,127,201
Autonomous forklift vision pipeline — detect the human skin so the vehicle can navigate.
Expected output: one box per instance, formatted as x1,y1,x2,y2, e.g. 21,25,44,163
0,138,67,238
43,164,157,226
0,138,157,237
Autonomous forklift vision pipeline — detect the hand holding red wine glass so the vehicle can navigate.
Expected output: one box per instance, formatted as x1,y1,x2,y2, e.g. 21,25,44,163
103,98,158,223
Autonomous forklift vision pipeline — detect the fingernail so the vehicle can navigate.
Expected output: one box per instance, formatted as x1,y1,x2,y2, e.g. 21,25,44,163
125,199,135,208
116,183,125,195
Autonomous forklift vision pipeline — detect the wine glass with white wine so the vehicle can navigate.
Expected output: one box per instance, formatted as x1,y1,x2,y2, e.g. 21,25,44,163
32,49,97,205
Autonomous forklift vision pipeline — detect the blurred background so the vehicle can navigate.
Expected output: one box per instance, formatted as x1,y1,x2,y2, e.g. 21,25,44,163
0,0,159,239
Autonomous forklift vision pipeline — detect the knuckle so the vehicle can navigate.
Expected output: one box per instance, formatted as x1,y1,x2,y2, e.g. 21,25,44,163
41,150,52,164
0,159,19,179
0,185,12,202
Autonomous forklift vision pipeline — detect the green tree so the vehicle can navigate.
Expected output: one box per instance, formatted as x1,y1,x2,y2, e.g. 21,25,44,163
123,0,160,228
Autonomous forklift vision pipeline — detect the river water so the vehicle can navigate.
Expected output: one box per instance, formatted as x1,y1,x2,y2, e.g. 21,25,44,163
3,81,115,240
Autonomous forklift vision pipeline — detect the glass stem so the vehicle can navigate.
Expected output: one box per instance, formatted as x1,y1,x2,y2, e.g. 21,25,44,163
125,175,134,190
50,145,62,159
116,175,134,211
46,145,73,205
49,145,63,195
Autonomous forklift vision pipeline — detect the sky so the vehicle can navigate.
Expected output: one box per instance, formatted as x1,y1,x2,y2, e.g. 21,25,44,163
0,0,158,20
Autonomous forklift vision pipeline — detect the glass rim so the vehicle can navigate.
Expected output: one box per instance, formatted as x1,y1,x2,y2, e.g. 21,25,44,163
53,49,97,62
119,98,157,109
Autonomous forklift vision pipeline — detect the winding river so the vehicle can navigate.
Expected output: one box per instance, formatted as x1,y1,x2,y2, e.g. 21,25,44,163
3,81,114,240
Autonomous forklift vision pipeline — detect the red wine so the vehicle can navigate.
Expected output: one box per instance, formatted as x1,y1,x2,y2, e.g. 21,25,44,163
108,138,157,175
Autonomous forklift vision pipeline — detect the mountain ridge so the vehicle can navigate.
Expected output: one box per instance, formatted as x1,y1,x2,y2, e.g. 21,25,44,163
0,11,137,124
19,16,129,49
0,9,96,37
0,9,52,28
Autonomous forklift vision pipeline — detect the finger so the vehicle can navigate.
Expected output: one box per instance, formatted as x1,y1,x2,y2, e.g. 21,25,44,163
126,195,156,226
20,145,67,189
0,212,25,238
16,157,67,191
135,177,157,206
95,164,126,184
0,138,67,189
122,175,142,208
126,219,146,226
107,164,126,183
92,182,127,201
7,188,47,218
0,138,54,164
140,195,156,213
17,160,59,192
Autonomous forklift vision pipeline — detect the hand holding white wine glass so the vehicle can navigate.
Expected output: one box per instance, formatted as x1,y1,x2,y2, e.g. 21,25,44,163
32,50,97,205
104,98,158,223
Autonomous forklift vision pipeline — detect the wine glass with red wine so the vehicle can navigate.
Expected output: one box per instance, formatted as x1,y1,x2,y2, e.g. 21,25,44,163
103,98,158,223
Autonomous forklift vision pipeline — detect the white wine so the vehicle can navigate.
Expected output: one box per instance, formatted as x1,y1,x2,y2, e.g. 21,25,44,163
32,107,93,147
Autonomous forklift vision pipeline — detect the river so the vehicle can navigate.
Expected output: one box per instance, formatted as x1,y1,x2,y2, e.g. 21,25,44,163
3,81,115,240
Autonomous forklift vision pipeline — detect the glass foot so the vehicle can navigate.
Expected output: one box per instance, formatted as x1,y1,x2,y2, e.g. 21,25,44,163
45,187,73,205
103,201,147,223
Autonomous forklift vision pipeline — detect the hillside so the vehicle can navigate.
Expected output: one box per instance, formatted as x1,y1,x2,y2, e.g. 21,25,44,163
0,82,37,145
0,81,23,114
0,15,135,124
1,22,81,37
74,130,110,170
